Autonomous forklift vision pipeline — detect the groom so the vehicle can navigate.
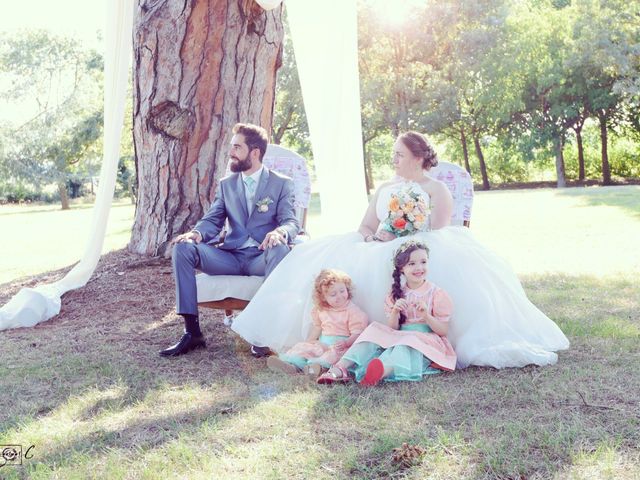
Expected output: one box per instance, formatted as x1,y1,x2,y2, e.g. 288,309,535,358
160,123,299,357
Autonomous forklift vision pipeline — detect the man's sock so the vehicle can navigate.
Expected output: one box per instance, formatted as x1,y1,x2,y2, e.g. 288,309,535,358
182,314,202,337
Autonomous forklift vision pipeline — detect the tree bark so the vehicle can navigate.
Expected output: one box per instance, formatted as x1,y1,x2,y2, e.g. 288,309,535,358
129,0,284,255
598,112,612,185
472,133,490,190
460,127,471,174
271,106,294,145
58,182,70,210
554,134,567,188
573,124,585,181
363,146,374,195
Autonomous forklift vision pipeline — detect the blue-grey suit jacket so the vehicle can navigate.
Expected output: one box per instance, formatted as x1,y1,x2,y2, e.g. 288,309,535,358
194,168,299,250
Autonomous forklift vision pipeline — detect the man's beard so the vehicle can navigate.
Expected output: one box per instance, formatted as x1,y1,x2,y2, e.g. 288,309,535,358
229,155,252,173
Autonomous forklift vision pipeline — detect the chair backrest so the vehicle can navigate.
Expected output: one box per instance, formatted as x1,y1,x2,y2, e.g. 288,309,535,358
262,144,311,230
427,161,473,226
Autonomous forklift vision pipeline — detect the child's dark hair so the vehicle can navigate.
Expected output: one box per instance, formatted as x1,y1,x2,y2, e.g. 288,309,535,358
391,241,430,324
313,269,354,309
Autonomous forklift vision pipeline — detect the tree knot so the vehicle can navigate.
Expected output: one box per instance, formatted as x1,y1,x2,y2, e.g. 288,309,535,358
149,101,193,140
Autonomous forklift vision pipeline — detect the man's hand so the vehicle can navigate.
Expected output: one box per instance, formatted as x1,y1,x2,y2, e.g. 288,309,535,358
259,229,286,250
171,231,202,245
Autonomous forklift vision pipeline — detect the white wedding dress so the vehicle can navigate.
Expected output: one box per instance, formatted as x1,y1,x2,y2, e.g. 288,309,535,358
232,181,569,368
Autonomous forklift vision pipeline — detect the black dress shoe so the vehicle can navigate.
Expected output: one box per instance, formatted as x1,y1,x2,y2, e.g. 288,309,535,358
250,345,271,358
159,333,206,357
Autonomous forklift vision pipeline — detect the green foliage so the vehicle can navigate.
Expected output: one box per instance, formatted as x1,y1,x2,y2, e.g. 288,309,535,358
273,0,640,186
0,30,103,205
272,22,313,169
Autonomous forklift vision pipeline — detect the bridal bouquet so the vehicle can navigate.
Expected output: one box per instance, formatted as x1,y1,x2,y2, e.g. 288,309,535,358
381,186,430,237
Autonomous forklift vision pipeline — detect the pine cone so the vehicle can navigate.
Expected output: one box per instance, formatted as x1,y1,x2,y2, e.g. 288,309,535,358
391,442,426,467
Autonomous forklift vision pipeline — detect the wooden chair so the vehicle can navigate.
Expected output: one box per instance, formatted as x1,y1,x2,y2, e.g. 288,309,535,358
196,144,311,321
427,161,474,227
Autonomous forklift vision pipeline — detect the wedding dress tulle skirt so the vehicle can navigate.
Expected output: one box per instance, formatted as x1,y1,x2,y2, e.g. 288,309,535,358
231,227,569,369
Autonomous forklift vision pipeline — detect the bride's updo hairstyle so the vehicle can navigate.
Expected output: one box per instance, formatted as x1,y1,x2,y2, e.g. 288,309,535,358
399,131,438,170
313,269,354,309
392,241,430,324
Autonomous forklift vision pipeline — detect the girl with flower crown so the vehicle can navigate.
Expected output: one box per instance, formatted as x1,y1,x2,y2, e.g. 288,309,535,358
317,241,456,385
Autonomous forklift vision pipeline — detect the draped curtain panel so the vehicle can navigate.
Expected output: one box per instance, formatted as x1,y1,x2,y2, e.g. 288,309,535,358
0,0,133,330
285,0,368,233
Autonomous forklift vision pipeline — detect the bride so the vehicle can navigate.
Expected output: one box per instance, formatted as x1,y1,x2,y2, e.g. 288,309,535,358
231,132,569,368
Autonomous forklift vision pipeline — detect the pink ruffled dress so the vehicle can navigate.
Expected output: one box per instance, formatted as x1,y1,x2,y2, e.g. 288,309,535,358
279,301,368,369
342,281,457,381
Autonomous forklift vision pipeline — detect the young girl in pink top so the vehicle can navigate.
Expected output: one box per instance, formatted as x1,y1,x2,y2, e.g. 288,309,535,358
267,269,369,376
318,241,456,385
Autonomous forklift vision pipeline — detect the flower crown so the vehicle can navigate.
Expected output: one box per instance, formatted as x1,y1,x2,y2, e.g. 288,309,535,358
393,240,430,261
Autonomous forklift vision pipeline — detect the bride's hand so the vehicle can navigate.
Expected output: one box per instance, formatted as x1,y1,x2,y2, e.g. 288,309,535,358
374,230,396,242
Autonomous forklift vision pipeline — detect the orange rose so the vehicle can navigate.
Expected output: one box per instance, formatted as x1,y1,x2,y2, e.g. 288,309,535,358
389,197,400,212
393,218,407,229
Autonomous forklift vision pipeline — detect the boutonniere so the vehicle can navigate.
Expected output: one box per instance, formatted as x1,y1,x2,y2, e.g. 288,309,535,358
255,196,274,213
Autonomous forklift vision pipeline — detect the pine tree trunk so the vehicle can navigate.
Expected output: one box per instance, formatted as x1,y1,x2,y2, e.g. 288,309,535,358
472,133,490,190
598,113,612,185
363,147,374,195
554,135,567,188
574,125,585,181
129,0,284,256
460,127,471,174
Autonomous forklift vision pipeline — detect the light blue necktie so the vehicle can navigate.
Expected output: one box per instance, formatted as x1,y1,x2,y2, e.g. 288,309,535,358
245,176,256,194
245,176,256,212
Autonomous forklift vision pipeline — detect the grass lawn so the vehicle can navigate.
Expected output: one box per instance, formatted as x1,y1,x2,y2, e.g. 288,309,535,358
0,185,638,479
0,199,135,284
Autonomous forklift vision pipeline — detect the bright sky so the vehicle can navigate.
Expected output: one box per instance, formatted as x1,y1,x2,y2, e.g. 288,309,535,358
0,1,105,123
0,0,104,48
366,0,425,27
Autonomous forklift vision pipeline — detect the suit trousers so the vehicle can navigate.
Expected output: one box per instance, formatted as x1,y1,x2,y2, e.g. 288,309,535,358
172,241,290,316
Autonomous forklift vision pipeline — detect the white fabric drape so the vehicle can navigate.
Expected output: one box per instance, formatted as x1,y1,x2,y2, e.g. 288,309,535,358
255,0,284,10
0,0,133,330
285,0,368,234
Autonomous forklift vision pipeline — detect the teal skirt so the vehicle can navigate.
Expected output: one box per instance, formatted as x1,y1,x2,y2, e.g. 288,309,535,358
279,335,347,369
342,324,442,382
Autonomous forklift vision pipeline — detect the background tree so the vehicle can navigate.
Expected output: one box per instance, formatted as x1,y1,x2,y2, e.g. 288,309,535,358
129,0,284,256
570,0,637,185
271,23,311,161
416,0,511,190
0,30,103,207
357,2,432,192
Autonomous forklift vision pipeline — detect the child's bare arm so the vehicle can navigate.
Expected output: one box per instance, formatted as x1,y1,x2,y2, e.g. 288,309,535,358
306,325,322,342
424,313,448,336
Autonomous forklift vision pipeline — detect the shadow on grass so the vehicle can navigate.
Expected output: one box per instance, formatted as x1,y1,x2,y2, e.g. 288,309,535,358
557,185,640,220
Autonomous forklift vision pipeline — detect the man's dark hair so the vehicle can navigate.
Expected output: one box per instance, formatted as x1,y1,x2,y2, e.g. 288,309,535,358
233,123,269,161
